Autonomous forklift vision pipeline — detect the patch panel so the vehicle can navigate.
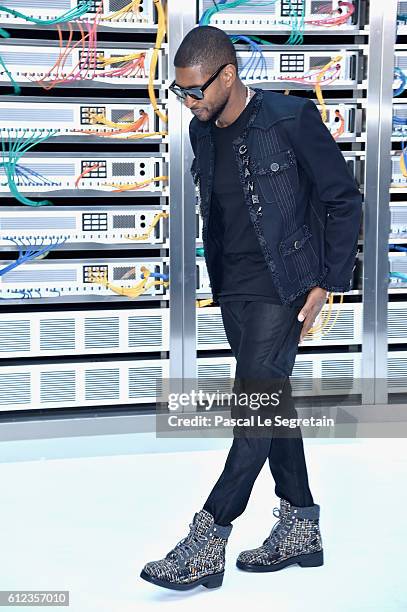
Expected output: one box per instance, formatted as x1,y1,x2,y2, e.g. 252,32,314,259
0,257,169,300
0,0,156,28
198,0,361,31
0,42,164,87
236,47,362,87
0,99,166,139
0,358,170,411
0,154,168,195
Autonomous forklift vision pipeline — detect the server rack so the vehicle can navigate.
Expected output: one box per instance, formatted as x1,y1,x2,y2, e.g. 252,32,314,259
0,0,403,418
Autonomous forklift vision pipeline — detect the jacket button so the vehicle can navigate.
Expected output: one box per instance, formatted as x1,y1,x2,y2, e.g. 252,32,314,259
294,240,300,249
270,162,280,172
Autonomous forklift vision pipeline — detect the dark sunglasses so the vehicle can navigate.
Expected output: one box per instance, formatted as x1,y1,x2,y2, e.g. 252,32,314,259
169,63,230,101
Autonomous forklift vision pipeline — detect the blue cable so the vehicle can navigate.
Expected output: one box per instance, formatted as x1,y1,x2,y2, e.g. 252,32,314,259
394,67,407,97
390,271,407,281
141,270,169,281
0,235,67,278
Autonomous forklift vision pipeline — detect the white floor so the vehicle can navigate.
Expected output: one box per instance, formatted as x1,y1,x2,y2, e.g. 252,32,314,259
0,434,406,612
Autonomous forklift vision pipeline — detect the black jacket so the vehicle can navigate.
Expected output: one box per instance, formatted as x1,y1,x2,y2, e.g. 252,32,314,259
189,87,363,306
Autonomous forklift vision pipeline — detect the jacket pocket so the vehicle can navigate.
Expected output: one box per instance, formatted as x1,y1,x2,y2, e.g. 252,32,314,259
253,149,296,176
251,148,299,205
278,223,318,282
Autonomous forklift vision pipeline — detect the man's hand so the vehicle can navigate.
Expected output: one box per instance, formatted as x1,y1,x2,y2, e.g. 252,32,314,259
297,287,329,343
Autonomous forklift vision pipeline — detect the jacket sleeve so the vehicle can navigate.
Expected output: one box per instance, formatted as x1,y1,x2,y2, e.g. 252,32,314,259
290,99,363,293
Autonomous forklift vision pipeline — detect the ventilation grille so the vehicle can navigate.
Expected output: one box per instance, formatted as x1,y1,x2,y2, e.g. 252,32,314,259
85,368,120,400
0,372,30,405
0,320,30,353
0,163,75,177
112,162,135,177
292,360,314,392
388,308,407,339
4,0,70,7
128,315,163,347
111,109,135,123
317,309,355,341
390,207,407,224
40,370,76,403
4,269,77,283
0,109,74,122
321,359,355,390
197,313,228,346
85,317,120,349
113,214,136,229
129,366,163,398
202,0,276,15
40,319,76,351
0,216,76,230
395,55,407,70
0,51,72,67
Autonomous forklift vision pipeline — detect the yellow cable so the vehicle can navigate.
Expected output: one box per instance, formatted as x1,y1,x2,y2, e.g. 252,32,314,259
304,292,345,338
105,175,168,191
89,266,169,298
400,150,407,178
148,0,168,123
125,211,169,241
314,55,342,123
101,0,142,21
98,51,144,67
196,298,214,307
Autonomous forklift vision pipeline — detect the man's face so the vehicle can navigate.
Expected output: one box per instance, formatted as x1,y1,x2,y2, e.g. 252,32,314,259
174,64,233,123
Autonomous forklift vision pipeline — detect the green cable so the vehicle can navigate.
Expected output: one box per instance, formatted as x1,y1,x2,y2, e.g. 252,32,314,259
0,27,21,95
0,129,57,206
0,1,93,24
202,0,304,46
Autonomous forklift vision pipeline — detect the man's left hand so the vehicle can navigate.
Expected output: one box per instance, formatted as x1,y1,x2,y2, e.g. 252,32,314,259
297,287,329,343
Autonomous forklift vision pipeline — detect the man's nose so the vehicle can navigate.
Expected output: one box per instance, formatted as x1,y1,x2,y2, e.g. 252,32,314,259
183,95,198,109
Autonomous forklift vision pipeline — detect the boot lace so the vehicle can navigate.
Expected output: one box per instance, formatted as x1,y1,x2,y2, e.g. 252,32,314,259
263,506,292,549
168,521,209,563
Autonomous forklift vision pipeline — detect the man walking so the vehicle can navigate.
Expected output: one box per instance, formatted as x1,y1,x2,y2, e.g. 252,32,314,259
140,25,363,591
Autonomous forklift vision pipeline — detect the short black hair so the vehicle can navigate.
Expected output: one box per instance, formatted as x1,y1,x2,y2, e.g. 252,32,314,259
174,25,238,76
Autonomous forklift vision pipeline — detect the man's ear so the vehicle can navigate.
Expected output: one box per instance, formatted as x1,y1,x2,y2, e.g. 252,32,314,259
221,64,237,88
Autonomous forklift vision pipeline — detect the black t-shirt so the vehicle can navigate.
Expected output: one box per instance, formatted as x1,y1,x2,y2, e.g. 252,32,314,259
210,90,286,304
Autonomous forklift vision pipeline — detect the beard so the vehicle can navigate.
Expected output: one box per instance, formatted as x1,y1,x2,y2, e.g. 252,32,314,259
210,93,230,122
196,92,230,122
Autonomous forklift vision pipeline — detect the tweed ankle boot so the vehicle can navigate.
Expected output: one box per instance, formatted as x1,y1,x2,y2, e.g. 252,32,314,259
140,509,233,590
236,497,323,572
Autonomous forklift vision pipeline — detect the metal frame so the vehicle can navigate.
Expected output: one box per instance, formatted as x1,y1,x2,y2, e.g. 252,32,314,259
168,2,197,401
362,0,397,403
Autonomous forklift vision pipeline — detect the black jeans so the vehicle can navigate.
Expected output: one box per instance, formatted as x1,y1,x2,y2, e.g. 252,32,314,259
202,298,314,526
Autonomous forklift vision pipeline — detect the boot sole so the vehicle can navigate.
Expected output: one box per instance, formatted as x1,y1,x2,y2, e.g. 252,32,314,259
140,569,224,590
236,550,324,572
